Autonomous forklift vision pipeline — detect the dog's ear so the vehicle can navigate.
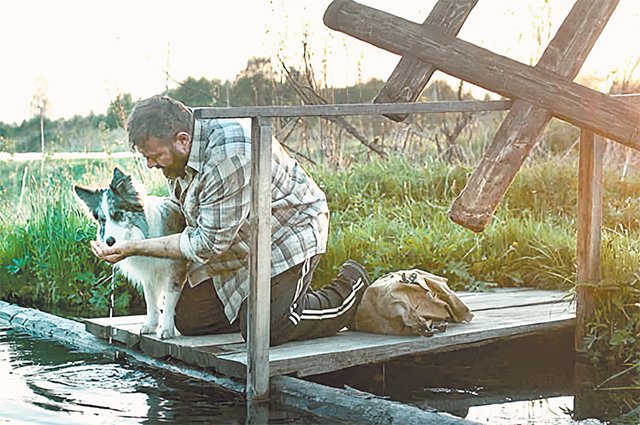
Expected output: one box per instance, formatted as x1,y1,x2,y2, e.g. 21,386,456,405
74,185,103,211
113,166,127,181
110,167,144,211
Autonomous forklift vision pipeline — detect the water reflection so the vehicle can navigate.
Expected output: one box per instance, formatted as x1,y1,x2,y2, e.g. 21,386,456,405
309,329,634,424
0,325,339,424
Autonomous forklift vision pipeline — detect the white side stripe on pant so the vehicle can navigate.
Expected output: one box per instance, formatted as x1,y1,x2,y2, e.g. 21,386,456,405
288,277,365,324
288,257,312,325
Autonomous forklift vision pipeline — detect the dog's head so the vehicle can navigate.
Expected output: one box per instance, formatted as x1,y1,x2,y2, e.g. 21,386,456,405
74,167,149,246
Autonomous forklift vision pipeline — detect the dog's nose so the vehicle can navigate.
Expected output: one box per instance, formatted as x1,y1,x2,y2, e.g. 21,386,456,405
106,236,116,246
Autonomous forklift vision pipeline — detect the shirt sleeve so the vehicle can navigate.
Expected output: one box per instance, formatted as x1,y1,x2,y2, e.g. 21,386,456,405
179,154,251,264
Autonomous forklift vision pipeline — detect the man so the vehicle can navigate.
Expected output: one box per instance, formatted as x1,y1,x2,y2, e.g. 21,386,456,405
90,95,369,346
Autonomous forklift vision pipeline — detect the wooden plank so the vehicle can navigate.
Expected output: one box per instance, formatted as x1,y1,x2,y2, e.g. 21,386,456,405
247,116,273,401
322,0,640,150
458,288,570,311
448,0,619,232
215,301,575,378
575,130,604,350
194,100,512,119
373,0,478,122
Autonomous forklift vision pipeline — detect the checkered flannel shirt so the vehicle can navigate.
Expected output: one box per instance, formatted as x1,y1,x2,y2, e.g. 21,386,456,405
169,118,329,323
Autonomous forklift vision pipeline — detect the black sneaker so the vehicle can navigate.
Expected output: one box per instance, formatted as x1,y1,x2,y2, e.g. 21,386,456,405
334,259,369,330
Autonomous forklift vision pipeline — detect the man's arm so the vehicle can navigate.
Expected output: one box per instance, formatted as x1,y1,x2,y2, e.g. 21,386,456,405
90,234,183,264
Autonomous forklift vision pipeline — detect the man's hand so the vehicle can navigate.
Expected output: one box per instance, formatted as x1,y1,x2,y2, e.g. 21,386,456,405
90,240,132,264
89,234,184,263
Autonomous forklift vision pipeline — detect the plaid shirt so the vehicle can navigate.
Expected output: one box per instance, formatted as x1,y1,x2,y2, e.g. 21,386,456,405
169,118,329,323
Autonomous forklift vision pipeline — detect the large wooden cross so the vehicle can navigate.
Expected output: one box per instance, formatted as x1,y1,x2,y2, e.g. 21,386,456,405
324,0,625,232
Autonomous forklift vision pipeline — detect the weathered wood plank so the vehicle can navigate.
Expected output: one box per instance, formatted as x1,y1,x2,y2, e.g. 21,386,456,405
458,288,570,311
448,0,619,232
374,0,478,122
194,100,512,119
247,117,273,401
323,0,640,150
216,301,575,378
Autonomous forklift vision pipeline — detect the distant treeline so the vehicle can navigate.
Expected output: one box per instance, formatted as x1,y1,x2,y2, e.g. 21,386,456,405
0,56,479,155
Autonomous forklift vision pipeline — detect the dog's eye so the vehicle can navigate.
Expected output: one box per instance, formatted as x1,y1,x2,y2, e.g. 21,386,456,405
111,211,123,221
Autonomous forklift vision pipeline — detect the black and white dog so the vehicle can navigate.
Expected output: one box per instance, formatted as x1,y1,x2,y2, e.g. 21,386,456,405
74,167,186,339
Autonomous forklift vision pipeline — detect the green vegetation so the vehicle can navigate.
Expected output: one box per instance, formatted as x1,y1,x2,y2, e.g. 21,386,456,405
0,155,637,369
0,156,166,317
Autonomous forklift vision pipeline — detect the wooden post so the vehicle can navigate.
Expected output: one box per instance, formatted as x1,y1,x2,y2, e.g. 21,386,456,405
373,0,478,122
323,0,640,149
574,129,604,413
448,0,618,232
247,117,272,401
575,130,604,351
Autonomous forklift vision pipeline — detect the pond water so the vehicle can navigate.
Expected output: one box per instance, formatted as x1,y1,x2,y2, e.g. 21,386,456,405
0,324,342,424
311,329,638,425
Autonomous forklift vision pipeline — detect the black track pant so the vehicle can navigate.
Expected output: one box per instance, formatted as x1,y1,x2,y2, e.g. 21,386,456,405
174,255,359,346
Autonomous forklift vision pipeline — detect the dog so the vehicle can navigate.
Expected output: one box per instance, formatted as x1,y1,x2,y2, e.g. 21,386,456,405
74,167,186,339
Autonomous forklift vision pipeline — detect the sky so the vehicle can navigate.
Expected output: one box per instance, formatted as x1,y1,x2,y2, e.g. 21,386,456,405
2,0,639,124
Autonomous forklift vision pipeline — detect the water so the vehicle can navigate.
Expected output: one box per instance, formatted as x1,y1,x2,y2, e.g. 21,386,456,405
0,324,341,424
311,329,638,424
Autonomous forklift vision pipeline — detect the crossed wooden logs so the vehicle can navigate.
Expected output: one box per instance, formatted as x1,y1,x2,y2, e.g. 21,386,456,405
324,0,629,232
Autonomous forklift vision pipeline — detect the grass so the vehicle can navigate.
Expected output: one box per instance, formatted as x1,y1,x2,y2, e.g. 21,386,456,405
0,154,637,390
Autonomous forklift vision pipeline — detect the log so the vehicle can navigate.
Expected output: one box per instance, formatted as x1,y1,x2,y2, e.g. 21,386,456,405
323,0,640,150
373,0,478,122
448,0,619,231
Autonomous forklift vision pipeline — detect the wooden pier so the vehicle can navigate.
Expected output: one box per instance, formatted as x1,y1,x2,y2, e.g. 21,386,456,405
85,288,574,380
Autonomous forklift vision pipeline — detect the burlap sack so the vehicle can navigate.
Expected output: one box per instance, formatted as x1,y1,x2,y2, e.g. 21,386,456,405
353,269,474,336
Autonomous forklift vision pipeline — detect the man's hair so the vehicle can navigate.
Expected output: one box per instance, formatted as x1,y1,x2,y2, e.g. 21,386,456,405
126,95,193,149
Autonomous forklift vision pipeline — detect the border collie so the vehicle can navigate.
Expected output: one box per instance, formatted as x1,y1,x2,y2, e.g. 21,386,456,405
74,167,186,339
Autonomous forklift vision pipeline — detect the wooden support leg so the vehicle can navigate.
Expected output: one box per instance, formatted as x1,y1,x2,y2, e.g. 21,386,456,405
576,130,604,342
574,129,604,418
448,0,619,232
247,117,273,401
574,130,606,418
373,0,478,122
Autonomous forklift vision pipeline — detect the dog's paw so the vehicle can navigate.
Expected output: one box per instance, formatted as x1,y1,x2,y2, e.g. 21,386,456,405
140,324,157,334
157,327,175,339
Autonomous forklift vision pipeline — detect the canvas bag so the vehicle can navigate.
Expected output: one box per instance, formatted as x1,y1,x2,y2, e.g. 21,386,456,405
353,269,474,336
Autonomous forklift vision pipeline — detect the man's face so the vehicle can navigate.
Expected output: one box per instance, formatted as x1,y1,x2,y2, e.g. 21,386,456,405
137,134,190,179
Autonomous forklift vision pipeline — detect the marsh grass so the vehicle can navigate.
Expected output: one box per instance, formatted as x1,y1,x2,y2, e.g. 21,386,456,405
0,155,637,385
0,156,166,316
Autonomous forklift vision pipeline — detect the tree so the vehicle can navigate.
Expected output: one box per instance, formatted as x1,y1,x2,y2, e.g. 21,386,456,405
167,77,220,107
232,57,276,106
105,93,135,129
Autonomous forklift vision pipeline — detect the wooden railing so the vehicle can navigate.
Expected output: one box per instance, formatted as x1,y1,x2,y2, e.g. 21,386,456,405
193,96,637,401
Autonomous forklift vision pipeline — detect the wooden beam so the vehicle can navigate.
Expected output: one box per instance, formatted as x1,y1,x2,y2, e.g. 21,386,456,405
194,100,512,119
575,129,604,355
323,0,640,150
448,0,618,232
247,117,273,401
373,0,478,122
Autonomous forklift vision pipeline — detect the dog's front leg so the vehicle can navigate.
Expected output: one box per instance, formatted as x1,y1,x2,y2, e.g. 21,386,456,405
157,280,181,339
140,282,159,335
